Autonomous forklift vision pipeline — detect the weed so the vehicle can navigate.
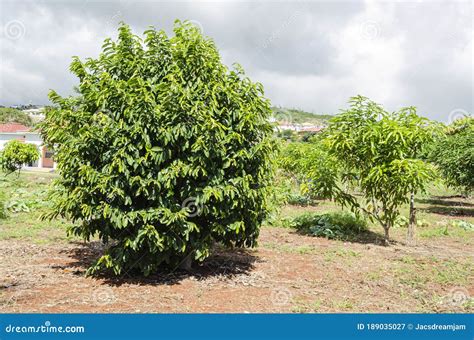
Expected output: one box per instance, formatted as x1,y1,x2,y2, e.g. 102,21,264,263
283,211,367,240
333,299,354,310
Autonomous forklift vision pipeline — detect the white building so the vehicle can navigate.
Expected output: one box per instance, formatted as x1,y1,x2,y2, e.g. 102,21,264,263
22,108,45,122
0,122,54,169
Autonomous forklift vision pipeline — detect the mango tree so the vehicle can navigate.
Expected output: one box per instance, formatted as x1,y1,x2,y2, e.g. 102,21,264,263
324,96,436,244
393,107,440,243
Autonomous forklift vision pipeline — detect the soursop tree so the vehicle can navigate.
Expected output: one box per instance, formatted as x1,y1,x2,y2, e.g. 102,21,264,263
40,22,276,276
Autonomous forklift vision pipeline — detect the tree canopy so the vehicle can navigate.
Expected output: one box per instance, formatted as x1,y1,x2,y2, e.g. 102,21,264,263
0,140,39,175
40,22,276,276
281,96,437,243
430,116,474,195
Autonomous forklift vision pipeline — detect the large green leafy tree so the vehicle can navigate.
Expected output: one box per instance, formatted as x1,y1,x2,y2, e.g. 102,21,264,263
430,116,474,195
40,22,276,276
320,96,435,243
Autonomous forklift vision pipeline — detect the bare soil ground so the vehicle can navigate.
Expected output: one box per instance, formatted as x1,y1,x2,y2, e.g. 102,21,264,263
1,171,472,313
1,225,472,313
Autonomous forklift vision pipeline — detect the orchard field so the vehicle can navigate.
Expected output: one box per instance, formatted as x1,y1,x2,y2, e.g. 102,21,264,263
1,170,472,313
0,23,473,315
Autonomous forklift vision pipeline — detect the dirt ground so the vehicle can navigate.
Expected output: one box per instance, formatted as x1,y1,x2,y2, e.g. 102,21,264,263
1,226,472,313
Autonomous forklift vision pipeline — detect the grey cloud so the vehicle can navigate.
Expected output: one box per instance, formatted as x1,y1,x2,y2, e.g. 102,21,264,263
0,0,471,122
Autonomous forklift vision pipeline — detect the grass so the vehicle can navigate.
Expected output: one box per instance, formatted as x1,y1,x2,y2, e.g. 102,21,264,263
2,170,473,248
261,242,317,255
0,170,74,244
1,171,473,313
324,248,361,262
393,257,474,288
275,182,474,243
2,171,473,248
291,298,323,313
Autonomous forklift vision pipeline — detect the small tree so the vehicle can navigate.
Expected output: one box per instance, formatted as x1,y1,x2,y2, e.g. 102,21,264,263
40,22,276,276
279,136,340,200
323,96,436,244
0,140,39,176
430,116,474,196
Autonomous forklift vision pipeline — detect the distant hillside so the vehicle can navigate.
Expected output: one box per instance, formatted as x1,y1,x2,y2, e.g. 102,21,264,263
0,107,33,127
271,107,333,125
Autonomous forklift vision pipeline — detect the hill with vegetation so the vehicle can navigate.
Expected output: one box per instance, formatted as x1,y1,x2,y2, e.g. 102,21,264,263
271,107,333,125
0,107,33,127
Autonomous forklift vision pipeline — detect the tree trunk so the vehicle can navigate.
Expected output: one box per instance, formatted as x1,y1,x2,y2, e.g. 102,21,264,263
383,226,390,245
407,191,416,245
179,253,193,271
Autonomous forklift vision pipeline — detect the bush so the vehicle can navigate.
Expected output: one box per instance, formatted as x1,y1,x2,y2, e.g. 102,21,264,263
0,191,7,219
451,220,474,231
394,216,429,228
286,193,317,206
40,22,276,276
284,211,367,240
0,140,39,175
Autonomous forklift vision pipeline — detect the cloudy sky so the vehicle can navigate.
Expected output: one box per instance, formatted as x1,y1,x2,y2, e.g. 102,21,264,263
0,0,472,122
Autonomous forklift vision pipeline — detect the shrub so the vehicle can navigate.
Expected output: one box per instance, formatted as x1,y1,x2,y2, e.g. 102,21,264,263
286,193,317,206
284,211,367,240
451,220,474,231
0,140,39,176
0,191,7,219
394,216,429,228
40,22,276,276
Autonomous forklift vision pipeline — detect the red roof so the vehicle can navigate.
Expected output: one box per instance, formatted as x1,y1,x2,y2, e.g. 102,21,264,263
0,123,31,133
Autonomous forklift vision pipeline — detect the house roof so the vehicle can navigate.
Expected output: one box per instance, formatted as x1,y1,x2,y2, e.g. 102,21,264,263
0,122,31,133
